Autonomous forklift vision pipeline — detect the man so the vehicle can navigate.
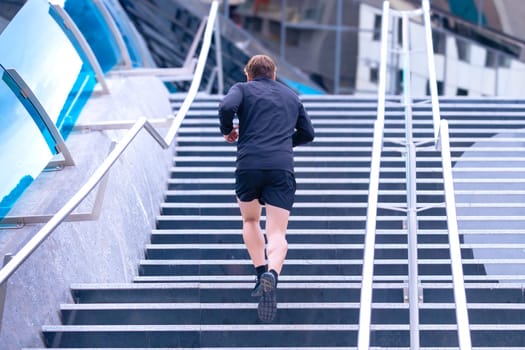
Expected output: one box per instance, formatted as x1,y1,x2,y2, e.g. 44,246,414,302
218,55,315,322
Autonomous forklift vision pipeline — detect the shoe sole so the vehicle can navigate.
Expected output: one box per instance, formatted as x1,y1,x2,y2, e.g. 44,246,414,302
257,273,277,322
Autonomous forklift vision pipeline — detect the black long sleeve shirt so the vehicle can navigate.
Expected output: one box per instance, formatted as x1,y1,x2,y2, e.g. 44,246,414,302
219,77,315,173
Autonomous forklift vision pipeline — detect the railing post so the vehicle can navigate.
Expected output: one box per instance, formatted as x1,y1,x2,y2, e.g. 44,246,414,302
401,10,420,349
279,0,287,62
406,143,421,350
214,13,224,94
334,0,343,94
422,0,442,143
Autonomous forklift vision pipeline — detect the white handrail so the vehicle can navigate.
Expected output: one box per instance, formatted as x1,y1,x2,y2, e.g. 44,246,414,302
422,0,472,348
0,0,219,287
400,10,421,349
422,0,472,350
440,119,473,349
165,1,218,145
357,2,390,349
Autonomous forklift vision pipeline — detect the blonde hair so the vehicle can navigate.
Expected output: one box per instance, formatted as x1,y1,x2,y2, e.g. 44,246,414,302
244,54,276,79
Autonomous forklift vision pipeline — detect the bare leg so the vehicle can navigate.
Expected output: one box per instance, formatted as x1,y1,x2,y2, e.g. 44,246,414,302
264,204,290,275
238,198,266,267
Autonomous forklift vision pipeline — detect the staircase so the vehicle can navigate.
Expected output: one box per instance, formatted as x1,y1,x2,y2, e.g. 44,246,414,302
28,95,525,349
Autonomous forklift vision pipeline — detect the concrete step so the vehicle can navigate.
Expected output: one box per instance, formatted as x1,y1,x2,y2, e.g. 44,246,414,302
39,323,525,347
136,258,493,277
57,301,525,326
69,282,525,304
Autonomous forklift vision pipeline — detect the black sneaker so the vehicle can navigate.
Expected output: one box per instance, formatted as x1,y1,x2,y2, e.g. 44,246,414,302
251,277,263,297
257,272,277,322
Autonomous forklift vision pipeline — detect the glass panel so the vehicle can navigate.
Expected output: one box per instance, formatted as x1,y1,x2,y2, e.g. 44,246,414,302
102,0,156,68
0,67,55,219
0,0,96,139
63,0,122,72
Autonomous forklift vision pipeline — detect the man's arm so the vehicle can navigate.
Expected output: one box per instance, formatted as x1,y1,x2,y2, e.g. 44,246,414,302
219,84,243,136
292,104,315,147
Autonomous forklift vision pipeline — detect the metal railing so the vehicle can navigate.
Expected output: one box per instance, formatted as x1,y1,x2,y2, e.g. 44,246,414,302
107,10,205,83
0,0,219,288
422,0,472,347
357,1,390,348
358,1,472,349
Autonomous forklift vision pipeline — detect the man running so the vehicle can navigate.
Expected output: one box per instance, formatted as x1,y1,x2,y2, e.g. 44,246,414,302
219,54,315,322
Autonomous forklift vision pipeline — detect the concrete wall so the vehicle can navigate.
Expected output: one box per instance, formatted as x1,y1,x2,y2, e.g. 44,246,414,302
0,75,175,348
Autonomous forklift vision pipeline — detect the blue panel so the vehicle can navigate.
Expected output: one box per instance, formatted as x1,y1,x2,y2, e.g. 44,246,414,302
448,0,486,26
102,0,156,68
64,0,122,72
0,67,54,219
0,0,96,139
281,78,325,95
0,0,98,217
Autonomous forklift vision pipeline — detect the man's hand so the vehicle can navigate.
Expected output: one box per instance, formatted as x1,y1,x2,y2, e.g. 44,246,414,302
224,125,239,143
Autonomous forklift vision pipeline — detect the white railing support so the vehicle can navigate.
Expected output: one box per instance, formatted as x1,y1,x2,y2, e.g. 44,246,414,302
400,11,421,349
422,0,442,143
358,2,390,349
440,120,473,349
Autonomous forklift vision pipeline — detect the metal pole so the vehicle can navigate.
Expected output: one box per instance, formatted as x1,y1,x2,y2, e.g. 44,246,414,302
389,11,399,95
422,0,442,143
357,3,390,349
401,12,420,350
214,14,225,94
224,0,230,18
477,0,484,28
440,120,473,350
495,52,500,96
406,145,420,350
334,0,343,94
280,0,287,61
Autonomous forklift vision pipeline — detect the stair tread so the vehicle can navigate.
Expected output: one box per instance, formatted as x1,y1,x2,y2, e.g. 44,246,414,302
138,258,525,264
41,324,525,331
132,274,525,282
70,281,525,289
59,302,525,310
22,348,525,350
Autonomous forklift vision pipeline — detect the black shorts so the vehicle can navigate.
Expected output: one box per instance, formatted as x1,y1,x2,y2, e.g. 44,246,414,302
235,169,296,211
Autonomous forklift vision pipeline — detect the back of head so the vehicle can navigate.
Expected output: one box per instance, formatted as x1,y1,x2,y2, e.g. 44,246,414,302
244,54,276,80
